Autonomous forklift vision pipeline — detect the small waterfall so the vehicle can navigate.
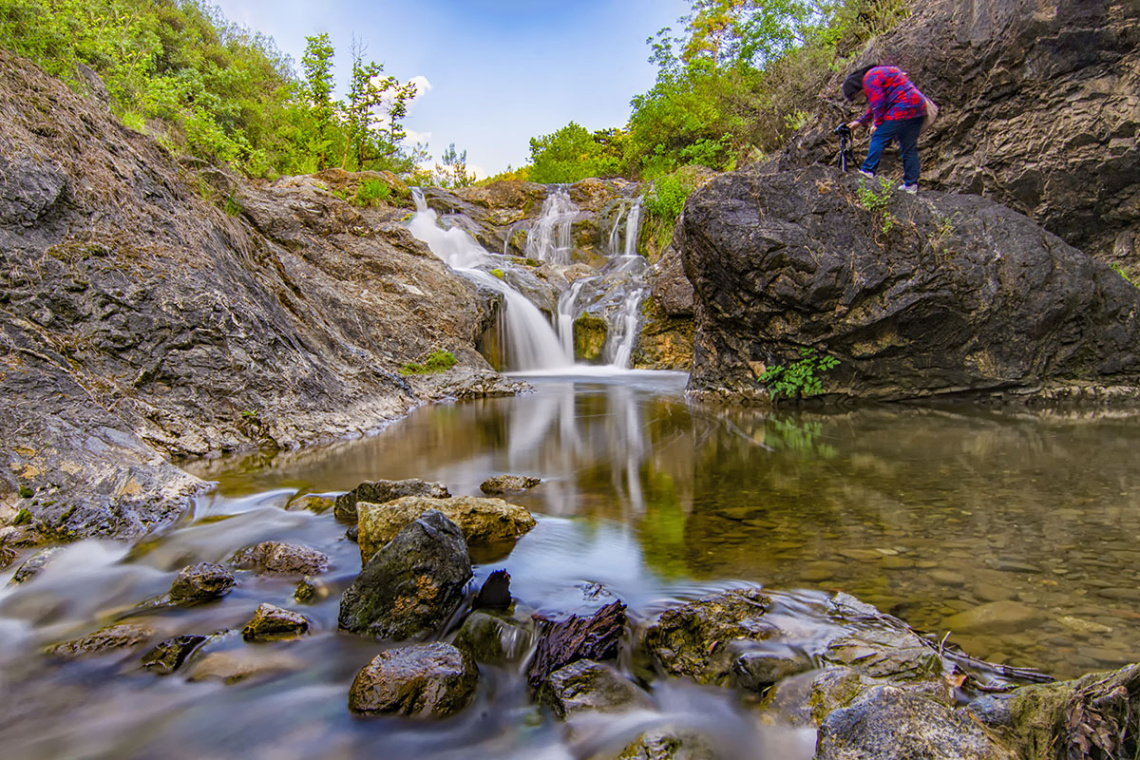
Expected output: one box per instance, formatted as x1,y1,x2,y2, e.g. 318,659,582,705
604,198,647,369
524,187,577,265
408,190,571,371
556,279,586,359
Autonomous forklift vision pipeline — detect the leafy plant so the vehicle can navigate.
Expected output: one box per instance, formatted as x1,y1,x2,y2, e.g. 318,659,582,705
758,347,840,400
489,268,505,280
1111,263,1138,288
353,178,391,207
855,176,896,234
399,349,458,376
645,173,694,222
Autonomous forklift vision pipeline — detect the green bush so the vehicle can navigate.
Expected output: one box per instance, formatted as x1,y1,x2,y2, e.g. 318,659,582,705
758,348,840,400
399,349,458,376
645,173,694,222
353,178,391,207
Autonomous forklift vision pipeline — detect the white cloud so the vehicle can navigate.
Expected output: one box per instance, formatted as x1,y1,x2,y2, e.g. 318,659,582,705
404,128,432,147
408,75,432,105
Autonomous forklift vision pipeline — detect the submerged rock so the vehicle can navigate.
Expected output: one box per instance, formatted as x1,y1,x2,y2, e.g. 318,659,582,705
348,642,478,718
527,600,627,691
338,510,472,640
356,495,535,564
479,475,541,495
242,603,311,642
231,541,329,576
139,634,209,675
187,649,306,685
541,659,652,720
9,546,63,585
46,623,156,659
454,609,534,665
293,576,330,604
942,601,1044,635
169,562,235,603
334,479,450,522
617,727,718,760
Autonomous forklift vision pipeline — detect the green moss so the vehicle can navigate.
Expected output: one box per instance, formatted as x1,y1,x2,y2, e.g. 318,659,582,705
18,486,34,499
399,349,458,376
489,268,505,280
573,314,608,362
14,508,32,525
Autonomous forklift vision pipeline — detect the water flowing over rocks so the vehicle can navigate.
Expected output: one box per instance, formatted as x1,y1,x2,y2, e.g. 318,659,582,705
241,603,310,642
168,562,235,603
338,510,472,640
454,609,534,665
527,600,627,692
356,495,536,563
0,50,506,541
680,166,1140,402
333,478,451,522
541,659,653,720
46,623,156,659
776,0,1140,266
348,642,478,718
140,634,208,675
230,541,329,576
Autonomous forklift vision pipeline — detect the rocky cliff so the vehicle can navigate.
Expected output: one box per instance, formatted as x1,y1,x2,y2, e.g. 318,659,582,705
777,0,1139,266
681,166,1140,401
0,51,506,540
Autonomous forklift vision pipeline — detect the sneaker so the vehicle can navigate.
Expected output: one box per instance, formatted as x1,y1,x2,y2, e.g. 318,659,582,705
858,169,875,179
898,183,918,194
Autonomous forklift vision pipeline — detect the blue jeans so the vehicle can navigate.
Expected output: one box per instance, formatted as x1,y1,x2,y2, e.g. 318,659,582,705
861,116,924,186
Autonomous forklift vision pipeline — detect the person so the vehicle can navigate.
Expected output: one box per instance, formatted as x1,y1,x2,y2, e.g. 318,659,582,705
842,64,929,193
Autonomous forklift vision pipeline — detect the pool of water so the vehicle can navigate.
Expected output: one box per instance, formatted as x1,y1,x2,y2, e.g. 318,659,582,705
2,372,1138,759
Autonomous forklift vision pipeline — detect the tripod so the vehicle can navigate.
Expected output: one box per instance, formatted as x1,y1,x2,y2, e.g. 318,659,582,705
833,124,853,171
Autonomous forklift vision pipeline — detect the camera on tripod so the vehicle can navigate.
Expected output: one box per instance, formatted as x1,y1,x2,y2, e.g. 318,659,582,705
833,123,853,171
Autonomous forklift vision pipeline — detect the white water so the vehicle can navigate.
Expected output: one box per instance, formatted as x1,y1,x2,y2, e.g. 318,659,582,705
524,186,577,265
603,198,647,369
408,191,571,370
555,279,586,360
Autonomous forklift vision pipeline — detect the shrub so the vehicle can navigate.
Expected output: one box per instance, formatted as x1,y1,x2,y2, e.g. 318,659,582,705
399,349,458,376
353,178,391,207
758,348,840,400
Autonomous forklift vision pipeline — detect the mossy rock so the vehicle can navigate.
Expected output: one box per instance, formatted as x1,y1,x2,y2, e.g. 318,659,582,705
573,314,608,362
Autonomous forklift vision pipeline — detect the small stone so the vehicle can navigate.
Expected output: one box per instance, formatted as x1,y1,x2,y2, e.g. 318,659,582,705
294,576,329,603
348,642,478,718
140,635,208,675
1057,615,1113,635
973,583,1016,603
231,541,329,575
9,547,63,585
929,569,967,587
242,603,311,642
479,474,541,495
170,562,235,603
47,623,156,659
285,494,335,514
474,569,512,610
943,601,1044,634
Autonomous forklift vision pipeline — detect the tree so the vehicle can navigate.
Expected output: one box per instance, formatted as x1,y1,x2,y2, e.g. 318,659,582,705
527,122,623,184
434,143,473,188
301,32,336,170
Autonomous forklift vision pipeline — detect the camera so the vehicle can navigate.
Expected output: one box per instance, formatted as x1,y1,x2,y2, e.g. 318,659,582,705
833,123,851,137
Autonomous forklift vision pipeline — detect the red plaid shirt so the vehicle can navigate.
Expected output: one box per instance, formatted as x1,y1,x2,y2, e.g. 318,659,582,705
858,66,927,127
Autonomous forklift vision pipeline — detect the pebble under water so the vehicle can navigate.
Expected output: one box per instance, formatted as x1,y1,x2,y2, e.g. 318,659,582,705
2,371,1139,759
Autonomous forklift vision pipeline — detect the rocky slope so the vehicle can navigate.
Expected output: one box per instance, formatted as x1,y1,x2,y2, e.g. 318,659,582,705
681,166,1140,401
777,0,1139,266
0,51,510,540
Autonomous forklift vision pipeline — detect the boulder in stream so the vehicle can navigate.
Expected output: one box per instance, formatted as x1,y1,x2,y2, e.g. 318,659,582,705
348,642,478,718
46,623,156,659
231,541,329,576
140,634,209,675
338,509,472,640
479,474,541,495
541,659,652,720
333,479,450,522
454,609,535,665
242,603,311,642
356,495,535,565
8,546,63,585
169,562,235,603
527,600,627,692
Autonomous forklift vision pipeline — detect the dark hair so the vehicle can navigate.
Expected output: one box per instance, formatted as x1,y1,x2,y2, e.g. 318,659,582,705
842,65,877,101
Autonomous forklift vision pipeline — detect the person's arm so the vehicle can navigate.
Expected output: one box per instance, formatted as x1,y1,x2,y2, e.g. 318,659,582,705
862,71,887,126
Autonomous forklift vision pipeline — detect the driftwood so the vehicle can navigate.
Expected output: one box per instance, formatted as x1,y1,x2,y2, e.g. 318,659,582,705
526,600,626,692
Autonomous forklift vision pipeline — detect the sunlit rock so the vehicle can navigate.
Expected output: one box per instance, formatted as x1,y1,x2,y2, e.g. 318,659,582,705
333,478,450,522
169,562,234,603
242,603,310,642
231,541,329,576
348,642,477,718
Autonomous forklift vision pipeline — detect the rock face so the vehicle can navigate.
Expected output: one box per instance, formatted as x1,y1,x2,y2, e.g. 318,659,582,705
338,510,472,640
680,166,1140,401
0,50,500,539
230,541,329,575
778,0,1140,266
333,479,450,522
356,495,536,564
348,642,478,718
169,562,235,603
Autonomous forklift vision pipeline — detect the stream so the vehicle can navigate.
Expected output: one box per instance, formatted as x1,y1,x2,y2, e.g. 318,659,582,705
2,372,1139,759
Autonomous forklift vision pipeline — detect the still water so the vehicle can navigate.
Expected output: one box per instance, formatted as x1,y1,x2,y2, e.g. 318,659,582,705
2,372,1138,759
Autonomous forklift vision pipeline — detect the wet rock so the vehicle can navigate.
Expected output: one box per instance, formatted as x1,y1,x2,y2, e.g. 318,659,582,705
242,603,311,642
187,650,306,684
649,244,694,317
573,314,608,362
46,623,156,659
9,546,63,585
823,593,944,682
680,165,1140,401
348,642,478,718
454,609,534,665
231,541,329,576
293,576,330,604
338,510,472,640
140,634,208,675
356,495,535,564
479,475,541,495
169,562,234,603
541,659,652,720
285,494,334,514
333,479,450,522
643,588,776,685
732,649,816,692
473,569,512,610
527,600,626,691
617,727,718,760
943,601,1044,635
816,684,1015,760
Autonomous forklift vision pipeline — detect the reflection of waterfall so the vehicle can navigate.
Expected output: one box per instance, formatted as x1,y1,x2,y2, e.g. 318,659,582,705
408,190,571,370
524,186,577,265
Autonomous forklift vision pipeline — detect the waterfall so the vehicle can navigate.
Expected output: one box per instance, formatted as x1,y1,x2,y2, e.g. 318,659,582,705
604,198,647,369
556,279,586,359
408,190,571,371
524,186,577,265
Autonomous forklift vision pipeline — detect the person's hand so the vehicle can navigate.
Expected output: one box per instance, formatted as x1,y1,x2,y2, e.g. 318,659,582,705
846,120,862,130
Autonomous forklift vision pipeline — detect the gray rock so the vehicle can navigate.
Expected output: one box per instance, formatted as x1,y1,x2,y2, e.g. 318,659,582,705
816,685,1015,760
338,510,472,640
242,603,310,641
617,727,718,760
348,642,478,718
169,562,235,603
479,474,541,495
732,648,816,692
9,546,63,585
649,245,694,317
541,659,652,720
231,541,329,576
334,479,450,522
46,623,156,659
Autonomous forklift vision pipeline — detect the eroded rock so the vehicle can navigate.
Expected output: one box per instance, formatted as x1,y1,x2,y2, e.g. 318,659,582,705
348,642,478,718
231,541,329,576
169,562,234,603
46,623,156,659
140,634,209,675
242,603,310,642
333,479,450,522
541,659,652,720
527,600,626,691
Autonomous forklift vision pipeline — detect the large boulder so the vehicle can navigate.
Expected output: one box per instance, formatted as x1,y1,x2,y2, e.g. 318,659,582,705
356,495,535,564
333,479,450,522
680,166,1140,401
776,0,1140,265
338,510,472,640
348,642,478,718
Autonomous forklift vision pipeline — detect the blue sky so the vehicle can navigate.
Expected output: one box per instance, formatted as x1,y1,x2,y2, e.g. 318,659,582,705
212,0,691,177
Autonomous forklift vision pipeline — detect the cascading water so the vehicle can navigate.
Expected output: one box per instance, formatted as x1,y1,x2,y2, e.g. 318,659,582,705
407,190,571,370
524,186,577,265
602,198,648,369
556,279,586,360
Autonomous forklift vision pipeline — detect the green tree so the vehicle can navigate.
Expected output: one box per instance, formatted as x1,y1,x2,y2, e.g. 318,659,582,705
301,32,336,170
527,121,623,183
434,143,473,188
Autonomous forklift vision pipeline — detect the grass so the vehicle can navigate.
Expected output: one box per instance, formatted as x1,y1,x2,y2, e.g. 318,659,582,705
399,349,458,376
